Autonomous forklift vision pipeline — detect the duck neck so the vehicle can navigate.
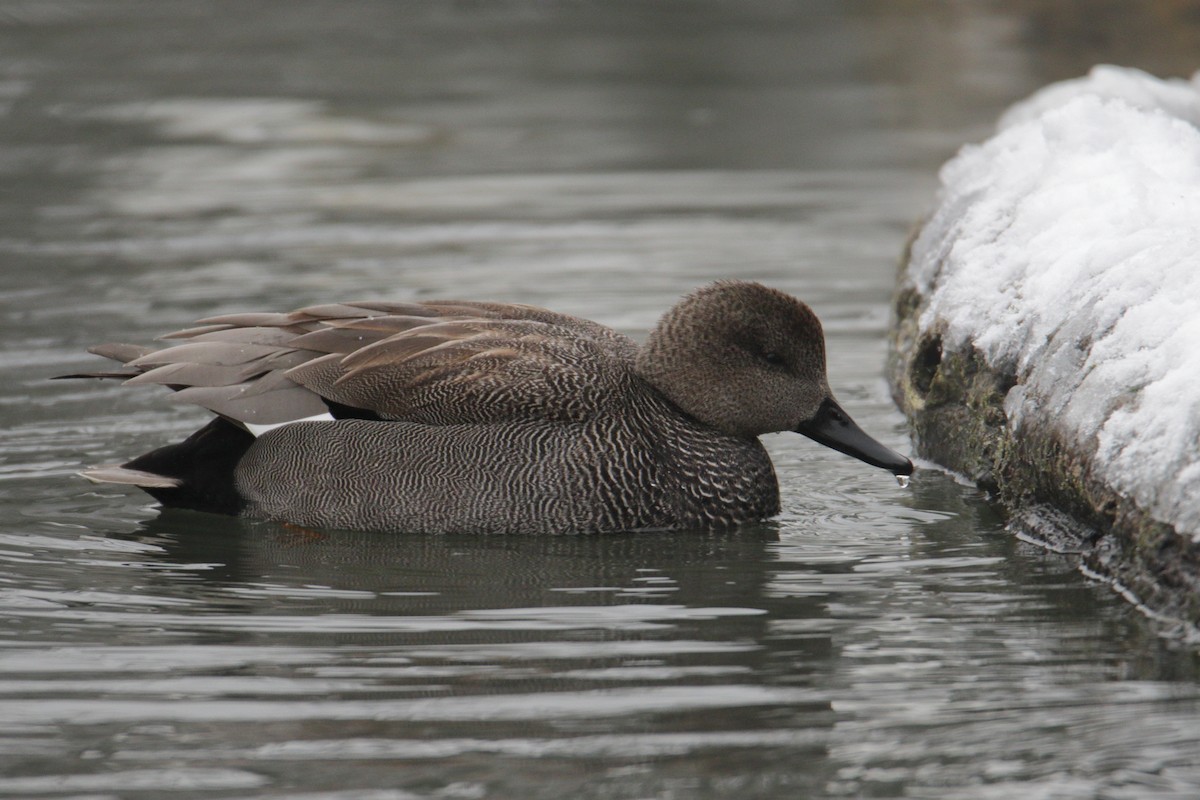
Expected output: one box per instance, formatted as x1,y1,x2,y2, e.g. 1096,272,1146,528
635,337,745,439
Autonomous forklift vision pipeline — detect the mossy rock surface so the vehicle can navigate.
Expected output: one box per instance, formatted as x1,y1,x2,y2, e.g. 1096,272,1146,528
889,262,1200,631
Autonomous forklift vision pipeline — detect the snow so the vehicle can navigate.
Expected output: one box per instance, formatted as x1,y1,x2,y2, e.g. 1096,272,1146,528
905,65,1200,539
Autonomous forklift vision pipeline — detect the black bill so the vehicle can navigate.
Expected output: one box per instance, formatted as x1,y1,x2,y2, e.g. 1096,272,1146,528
796,398,914,476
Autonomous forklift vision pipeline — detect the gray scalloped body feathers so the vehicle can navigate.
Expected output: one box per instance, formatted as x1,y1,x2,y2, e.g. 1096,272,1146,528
66,281,912,534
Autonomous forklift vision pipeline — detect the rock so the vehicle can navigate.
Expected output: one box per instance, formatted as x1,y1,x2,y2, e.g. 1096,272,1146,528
889,66,1200,630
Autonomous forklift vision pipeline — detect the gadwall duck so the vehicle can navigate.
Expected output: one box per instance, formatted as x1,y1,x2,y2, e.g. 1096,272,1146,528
64,281,913,534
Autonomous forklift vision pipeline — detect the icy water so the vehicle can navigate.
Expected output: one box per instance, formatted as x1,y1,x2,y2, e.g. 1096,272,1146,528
3,3,1200,798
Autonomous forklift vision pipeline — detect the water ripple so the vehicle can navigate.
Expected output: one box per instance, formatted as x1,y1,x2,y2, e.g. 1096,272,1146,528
0,685,820,725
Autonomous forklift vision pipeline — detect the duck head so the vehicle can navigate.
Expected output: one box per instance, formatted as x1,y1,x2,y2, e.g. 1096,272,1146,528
636,281,913,476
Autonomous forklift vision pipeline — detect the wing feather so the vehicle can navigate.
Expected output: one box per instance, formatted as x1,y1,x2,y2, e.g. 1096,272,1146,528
72,298,639,429
168,378,329,425
88,342,153,362
128,341,294,368
124,349,316,387
167,326,304,347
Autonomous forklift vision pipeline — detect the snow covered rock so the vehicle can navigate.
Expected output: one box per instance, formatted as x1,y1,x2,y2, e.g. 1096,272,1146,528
890,66,1200,628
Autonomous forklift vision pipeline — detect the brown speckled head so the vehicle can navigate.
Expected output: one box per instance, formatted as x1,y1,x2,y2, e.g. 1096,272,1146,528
636,281,831,438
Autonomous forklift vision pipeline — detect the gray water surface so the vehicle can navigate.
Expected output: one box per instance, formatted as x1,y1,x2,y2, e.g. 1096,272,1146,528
3,3,1200,798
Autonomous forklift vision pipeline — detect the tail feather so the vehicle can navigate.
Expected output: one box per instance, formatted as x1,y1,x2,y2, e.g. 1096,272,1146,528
52,371,140,381
54,342,152,381
80,466,182,488
78,419,252,514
